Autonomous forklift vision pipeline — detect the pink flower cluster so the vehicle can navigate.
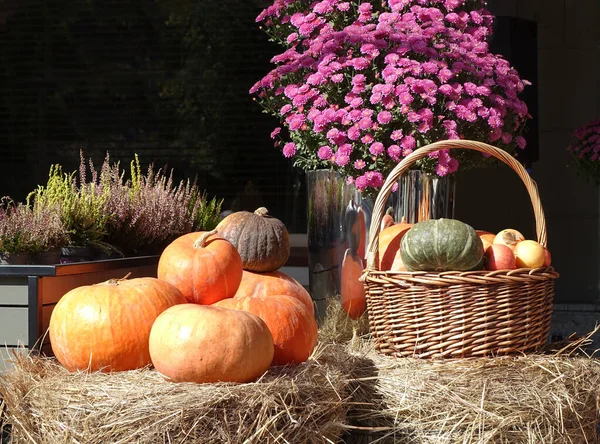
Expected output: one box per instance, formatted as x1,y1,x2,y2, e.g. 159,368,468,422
569,119,600,162
252,0,531,191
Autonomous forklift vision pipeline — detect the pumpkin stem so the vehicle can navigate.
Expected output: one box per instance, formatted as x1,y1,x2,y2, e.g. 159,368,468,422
254,207,270,217
107,272,132,285
193,230,218,249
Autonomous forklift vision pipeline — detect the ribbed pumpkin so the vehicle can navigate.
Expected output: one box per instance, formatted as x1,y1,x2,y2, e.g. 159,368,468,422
400,219,484,272
214,294,318,365
235,270,314,314
49,277,187,372
216,207,290,272
149,304,274,383
340,249,366,319
157,230,243,305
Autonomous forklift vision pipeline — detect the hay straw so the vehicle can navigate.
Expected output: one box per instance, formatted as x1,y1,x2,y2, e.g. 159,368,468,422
318,296,370,346
2,300,600,444
0,346,354,444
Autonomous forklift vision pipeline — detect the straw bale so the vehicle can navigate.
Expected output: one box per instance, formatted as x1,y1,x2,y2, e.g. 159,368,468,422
0,345,355,444
2,298,600,444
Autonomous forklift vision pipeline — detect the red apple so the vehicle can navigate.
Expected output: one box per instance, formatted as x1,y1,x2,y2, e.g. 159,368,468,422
484,244,516,271
543,247,552,267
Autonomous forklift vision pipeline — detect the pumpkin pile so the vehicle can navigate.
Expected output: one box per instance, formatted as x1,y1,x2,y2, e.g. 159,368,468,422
378,216,552,273
49,208,318,385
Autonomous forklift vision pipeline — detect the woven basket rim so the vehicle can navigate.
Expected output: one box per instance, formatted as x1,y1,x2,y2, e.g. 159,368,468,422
363,266,559,286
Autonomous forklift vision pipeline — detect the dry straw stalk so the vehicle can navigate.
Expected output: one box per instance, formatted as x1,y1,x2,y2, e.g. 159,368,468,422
1,299,600,444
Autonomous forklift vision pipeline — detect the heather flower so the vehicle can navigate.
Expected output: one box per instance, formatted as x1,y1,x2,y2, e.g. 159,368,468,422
87,153,222,255
252,0,531,191
0,197,68,255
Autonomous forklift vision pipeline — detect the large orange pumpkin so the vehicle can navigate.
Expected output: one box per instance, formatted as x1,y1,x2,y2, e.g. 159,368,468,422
235,270,314,314
157,230,243,305
341,249,366,319
215,295,318,366
49,277,187,372
149,304,274,383
378,223,413,271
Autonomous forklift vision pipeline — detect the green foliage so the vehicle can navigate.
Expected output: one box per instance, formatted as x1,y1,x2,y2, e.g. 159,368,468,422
27,165,111,251
188,191,223,232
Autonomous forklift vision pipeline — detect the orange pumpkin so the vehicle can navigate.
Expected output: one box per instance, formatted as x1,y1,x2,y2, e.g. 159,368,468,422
215,295,318,365
157,230,243,305
378,223,413,271
149,304,274,383
476,230,496,251
341,249,367,319
380,212,395,232
235,270,314,314
49,277,187,372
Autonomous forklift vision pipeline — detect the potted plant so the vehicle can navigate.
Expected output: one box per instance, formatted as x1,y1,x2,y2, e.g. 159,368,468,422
250,0,532,310
0,197,69,265
27,163,113,263
251,0,531,189
568,118,600,185
0,153,224,371
87,153,223,257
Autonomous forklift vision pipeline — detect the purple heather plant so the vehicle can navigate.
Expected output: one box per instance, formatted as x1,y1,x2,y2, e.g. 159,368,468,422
568,118,600,185
251,0,531,191
89,154,223,255
0,197,68,255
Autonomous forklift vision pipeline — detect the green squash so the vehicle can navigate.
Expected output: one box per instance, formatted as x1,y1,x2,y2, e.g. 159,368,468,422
400,219,484,272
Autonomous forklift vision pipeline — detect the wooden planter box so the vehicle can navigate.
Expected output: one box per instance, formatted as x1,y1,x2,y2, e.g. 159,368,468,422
0,256,159,372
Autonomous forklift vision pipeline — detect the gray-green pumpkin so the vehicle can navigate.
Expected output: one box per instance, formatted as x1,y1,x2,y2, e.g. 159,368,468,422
216,207,290,272
400,219,484,272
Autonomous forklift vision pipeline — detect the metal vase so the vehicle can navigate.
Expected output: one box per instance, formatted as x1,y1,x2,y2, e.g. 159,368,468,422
391,170,456,224
306,169,455,321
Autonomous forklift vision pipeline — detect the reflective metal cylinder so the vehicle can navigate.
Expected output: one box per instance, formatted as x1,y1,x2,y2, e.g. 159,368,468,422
306,169,455,322
391,170,456,224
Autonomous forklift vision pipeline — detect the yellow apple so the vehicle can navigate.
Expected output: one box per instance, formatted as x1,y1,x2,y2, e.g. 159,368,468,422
514,240,545,268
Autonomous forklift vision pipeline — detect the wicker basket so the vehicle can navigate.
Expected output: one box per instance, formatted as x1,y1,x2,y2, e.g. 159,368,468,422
362,140,560,359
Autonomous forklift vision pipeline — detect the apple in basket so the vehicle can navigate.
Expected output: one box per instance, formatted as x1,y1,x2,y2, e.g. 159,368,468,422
484,243,516,271
514,240,546,268
493,228,525,251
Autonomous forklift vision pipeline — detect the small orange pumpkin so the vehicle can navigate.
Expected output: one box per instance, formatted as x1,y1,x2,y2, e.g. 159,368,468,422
378,222,413,271
49,277,187,372
215,294,318,365
380,211,395,232
341,249,367,319
149,304,274,383
235,270,314,314
157,230,243,305
477,230,496,251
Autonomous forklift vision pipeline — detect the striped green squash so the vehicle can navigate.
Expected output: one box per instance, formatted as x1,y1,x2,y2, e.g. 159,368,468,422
400,219,484,272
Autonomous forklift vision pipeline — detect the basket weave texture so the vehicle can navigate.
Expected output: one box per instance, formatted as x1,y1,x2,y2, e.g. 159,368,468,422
362,140,559,359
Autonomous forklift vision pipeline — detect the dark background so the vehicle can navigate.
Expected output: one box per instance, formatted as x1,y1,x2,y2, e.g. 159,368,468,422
0,0,537,234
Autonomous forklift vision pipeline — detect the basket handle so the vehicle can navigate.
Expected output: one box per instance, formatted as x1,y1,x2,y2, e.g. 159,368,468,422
365,140,547,271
